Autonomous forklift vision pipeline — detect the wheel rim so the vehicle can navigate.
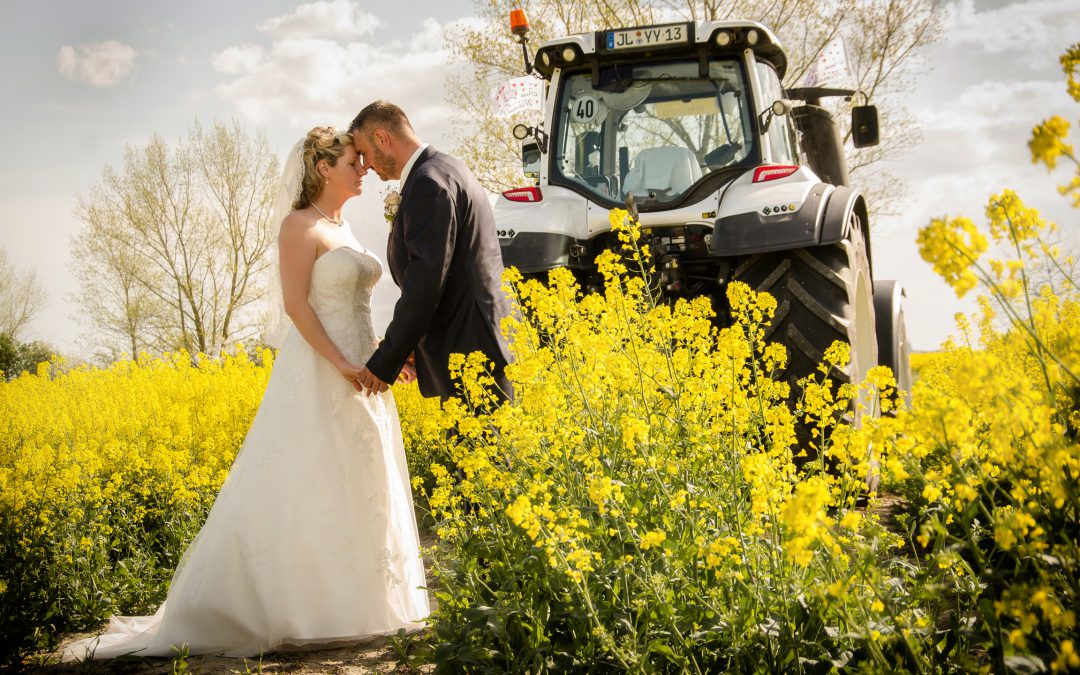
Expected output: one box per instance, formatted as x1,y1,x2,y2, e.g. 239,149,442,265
896,308,912,407
853,270,878,424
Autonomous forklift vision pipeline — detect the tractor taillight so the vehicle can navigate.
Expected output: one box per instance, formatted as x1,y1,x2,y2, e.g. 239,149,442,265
752,165,799,183
502,187,543,202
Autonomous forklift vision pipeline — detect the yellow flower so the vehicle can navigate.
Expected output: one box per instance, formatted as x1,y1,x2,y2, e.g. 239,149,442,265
639,530,666,550
782,476,833,566
985,189,1048,244
1052,640,1080,672
917,216,988,297
1029,116,1072,170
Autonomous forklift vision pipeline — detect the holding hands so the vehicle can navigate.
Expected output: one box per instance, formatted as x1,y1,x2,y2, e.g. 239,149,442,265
353,366,388,395
342,353,415,395
352,353,416,395
336,360,368,391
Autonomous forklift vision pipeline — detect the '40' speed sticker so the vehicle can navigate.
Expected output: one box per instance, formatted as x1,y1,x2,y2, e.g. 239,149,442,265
570,95,600,124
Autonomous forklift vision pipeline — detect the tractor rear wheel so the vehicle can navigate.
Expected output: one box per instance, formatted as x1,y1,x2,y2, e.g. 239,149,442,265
732,219,877,465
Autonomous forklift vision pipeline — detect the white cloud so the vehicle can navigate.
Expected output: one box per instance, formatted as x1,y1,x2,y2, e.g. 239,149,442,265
213,13,456,136
212,44,267,75
874,71,1076,350
859,3,1080,351
211,8,484,335
257,0,381,42
945,0,1080,66
56,41,138,87
918,79,1069,132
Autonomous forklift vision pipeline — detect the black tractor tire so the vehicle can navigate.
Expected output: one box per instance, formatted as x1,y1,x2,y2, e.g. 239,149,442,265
732,219,878,465
873,280,913,410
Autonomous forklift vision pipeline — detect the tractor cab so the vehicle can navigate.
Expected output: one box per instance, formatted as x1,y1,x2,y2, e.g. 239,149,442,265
551,58,768,210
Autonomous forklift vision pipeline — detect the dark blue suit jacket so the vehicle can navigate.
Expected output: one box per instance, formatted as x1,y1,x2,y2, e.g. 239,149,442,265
366,146,513,400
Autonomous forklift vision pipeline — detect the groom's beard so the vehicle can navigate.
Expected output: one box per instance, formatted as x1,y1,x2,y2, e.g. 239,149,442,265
370,147,396,181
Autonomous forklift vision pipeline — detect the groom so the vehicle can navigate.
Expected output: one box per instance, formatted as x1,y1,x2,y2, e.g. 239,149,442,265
349,101,513,403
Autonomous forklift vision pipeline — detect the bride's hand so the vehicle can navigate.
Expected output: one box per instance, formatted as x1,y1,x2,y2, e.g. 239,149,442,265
336,360,365,390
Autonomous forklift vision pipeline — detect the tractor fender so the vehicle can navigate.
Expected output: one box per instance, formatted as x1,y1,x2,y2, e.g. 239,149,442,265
819,185,856,244
709,177,833,256
818,186,872,274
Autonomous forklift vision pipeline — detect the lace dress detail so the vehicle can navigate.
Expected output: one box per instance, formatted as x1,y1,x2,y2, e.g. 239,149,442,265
63,232,430,661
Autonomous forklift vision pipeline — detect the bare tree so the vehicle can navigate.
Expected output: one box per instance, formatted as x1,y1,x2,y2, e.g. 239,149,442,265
0,247,47,341
70,119,278,358
70,198,165,357
445,0,943,214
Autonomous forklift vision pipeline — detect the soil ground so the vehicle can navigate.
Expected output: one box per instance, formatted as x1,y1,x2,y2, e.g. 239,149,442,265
28,534,439,675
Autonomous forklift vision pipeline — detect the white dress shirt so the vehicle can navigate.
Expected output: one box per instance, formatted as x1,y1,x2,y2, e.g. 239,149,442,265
399,143,429,187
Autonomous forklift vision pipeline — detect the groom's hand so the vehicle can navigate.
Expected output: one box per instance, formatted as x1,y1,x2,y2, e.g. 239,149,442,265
397,361,417,384
356,366,390,396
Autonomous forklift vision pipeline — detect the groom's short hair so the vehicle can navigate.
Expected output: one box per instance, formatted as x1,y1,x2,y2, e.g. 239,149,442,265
348,101,414,138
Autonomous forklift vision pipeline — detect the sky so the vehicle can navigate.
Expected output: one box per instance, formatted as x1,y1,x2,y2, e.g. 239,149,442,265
1,0,1078,358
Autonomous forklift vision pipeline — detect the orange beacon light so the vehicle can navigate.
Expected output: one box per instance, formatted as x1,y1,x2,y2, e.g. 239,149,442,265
509,9,533,73
509,9,530,37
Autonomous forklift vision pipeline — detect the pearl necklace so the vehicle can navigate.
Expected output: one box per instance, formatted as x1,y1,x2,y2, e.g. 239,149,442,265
312,203,342,226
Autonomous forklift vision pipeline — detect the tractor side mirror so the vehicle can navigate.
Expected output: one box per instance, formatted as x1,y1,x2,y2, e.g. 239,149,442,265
521,140,541,181
851,105,879,148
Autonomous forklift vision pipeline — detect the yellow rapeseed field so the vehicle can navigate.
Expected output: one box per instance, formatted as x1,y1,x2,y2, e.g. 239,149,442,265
1,39,1077,675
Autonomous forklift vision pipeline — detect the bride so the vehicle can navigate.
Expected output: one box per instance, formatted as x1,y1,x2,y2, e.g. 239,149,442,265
64,127,431,661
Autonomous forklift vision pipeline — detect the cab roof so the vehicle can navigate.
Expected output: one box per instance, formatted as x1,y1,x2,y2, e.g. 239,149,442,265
532,20,787,80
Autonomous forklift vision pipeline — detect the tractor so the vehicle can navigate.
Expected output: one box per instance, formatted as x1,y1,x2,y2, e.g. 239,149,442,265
494,11,912,440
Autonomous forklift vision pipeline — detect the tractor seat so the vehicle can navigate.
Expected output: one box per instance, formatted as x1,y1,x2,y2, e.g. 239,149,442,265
622,146,702,199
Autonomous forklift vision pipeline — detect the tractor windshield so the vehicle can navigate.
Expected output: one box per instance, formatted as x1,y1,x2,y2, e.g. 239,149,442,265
552,59,754,208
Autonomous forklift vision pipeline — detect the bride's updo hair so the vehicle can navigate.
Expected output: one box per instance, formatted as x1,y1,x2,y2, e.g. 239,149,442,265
294,126,354,211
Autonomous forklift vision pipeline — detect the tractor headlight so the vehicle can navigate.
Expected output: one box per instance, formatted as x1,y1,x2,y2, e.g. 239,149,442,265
561,46,577,63
746,29,760,46
714,31,731,47
540,51,551,67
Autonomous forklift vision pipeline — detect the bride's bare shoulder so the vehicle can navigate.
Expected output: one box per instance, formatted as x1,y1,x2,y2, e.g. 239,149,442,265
279,209,318,241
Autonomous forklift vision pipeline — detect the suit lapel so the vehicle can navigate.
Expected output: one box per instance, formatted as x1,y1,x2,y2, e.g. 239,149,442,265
399,146,436,196
388,146,438,287
387,215,403,285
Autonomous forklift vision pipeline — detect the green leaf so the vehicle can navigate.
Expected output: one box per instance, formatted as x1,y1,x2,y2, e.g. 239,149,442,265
647,641,687,666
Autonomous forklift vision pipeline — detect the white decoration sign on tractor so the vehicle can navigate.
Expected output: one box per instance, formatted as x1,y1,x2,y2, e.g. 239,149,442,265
493,75,543,117
801,37,853,89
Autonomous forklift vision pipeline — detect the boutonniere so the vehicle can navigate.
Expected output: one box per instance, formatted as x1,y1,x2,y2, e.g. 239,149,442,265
383,188,401,228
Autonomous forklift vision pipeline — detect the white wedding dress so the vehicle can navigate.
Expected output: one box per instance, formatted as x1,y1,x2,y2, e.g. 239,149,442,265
64,233,430,661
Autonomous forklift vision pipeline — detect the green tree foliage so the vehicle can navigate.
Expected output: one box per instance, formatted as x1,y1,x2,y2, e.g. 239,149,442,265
0,334,53,381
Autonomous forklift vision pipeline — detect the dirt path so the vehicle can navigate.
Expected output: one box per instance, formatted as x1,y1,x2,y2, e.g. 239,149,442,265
33,634,432,674
30,534,440,674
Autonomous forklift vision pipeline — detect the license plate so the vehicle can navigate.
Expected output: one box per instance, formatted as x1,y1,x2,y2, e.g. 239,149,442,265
606,24,689,51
